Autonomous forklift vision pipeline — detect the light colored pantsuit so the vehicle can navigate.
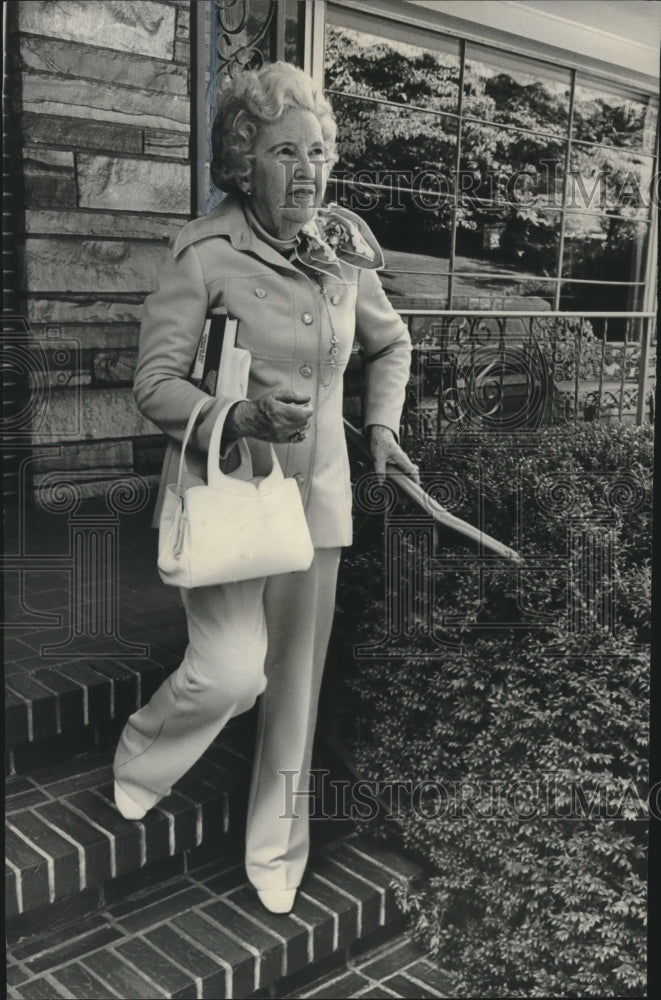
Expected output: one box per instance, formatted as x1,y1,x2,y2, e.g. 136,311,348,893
114,548,340,890
115,193,411,891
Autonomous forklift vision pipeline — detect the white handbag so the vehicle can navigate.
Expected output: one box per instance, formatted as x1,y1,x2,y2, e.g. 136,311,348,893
157,397,314,588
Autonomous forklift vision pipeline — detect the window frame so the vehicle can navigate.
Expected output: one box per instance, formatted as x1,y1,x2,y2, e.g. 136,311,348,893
321,0,659,315
327,0,660,94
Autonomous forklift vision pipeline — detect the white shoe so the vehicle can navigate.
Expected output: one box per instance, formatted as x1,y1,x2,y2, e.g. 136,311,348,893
256,889,297,914
114,781,147,820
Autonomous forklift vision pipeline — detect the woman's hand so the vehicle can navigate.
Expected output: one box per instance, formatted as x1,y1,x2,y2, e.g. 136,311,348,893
369,424,421,484
224,391,314,444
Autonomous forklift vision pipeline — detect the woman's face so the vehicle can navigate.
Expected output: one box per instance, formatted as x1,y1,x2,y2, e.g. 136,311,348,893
247,108,329,240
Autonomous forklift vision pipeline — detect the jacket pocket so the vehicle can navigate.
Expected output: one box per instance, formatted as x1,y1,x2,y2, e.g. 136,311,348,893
223,274,295,360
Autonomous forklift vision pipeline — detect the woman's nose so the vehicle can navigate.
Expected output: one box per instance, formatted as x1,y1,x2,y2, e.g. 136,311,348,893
293,154,315,180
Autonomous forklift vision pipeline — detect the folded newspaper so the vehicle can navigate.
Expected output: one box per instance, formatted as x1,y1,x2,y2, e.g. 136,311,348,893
343,419,522,562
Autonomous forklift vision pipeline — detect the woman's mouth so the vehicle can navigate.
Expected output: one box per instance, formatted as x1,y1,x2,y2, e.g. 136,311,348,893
290,187,316,201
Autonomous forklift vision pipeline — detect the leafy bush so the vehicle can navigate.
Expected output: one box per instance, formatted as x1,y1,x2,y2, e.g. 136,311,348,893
332,423,651,997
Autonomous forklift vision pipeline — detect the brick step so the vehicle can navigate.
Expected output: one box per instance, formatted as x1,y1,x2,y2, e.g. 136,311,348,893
288,930,454,998
5,629,187,756
6,832,422,1000
5,722,254,925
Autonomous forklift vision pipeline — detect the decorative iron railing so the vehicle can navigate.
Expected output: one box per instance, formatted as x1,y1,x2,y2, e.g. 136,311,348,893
385,311,657,446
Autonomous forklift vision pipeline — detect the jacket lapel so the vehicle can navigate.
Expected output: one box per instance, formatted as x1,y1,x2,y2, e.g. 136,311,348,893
173,195,301,274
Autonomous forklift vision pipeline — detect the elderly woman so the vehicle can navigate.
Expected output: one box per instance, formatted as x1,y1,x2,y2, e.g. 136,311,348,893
113,62,416,915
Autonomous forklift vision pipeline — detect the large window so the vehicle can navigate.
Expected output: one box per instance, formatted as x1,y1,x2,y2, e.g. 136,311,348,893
324,5,658,328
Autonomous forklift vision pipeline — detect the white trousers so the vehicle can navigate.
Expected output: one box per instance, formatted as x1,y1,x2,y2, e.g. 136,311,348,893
113,548,341,891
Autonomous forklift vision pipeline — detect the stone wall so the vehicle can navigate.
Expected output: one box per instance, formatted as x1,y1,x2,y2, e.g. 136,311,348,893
10,0,192,502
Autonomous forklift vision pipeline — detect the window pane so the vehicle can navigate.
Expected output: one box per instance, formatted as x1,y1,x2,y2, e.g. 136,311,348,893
464,43,572,137
455,206,561,280
460,121,566,211
380,248,450,309
452,275,556,311
327,98,457,258
328,94,458,182
560,281,646,316
284,0,303,65
331,179,454,254
569,142,653,219
330,182,452,308
326,14,461,115
323,9,656,328
457,121,565,285
573,80,658,154
563,215,649,287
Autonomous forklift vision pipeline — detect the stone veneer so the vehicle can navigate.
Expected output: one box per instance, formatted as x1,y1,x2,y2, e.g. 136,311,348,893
9,0,192,501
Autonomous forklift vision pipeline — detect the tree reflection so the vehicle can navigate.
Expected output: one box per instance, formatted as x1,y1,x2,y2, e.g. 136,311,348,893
325,25,656,314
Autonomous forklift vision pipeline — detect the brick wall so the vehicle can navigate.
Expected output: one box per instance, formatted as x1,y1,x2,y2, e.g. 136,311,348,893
9,0,192,502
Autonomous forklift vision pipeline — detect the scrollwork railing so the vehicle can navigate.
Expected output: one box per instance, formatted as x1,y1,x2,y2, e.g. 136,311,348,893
392,311,656,447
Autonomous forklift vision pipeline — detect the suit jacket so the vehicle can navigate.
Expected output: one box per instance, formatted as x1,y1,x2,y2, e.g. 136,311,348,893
135,194,412,547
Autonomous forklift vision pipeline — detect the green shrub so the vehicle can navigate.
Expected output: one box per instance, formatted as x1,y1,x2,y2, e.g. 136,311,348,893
333,423,651,997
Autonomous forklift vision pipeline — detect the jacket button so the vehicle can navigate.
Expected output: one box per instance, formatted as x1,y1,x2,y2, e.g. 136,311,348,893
299,364,312,378
294,473,305,486
330,293,340,305
255,287,267,298
301,312,313,325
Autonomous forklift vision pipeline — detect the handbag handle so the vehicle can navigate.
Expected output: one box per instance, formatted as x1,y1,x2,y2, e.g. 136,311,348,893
176,397,253,487
206,401,283,491
176,396,216,488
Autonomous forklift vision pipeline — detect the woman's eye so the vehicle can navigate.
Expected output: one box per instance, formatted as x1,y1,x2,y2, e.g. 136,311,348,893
277,146,295,157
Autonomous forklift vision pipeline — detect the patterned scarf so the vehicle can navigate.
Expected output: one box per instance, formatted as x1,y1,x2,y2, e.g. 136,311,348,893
296,206,384,277
244,199,384,277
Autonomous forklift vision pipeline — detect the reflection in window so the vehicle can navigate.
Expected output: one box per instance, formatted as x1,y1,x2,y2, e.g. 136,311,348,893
562,214,649,312
460,123,566,209
329,95,458,181
452,275,556,310
464,43,571,136
456,208,561,281
325,21,461,114
380,249,451,308
324,12,657,314
328,98,457,259
569,142,653,218
325,22,463,273
560,281,646,320
573,81,658,153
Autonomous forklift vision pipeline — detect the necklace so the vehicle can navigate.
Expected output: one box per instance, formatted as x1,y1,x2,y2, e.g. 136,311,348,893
314,274,340,387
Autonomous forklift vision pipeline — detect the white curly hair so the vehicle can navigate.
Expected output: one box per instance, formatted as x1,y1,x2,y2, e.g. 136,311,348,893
210,61,337,195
